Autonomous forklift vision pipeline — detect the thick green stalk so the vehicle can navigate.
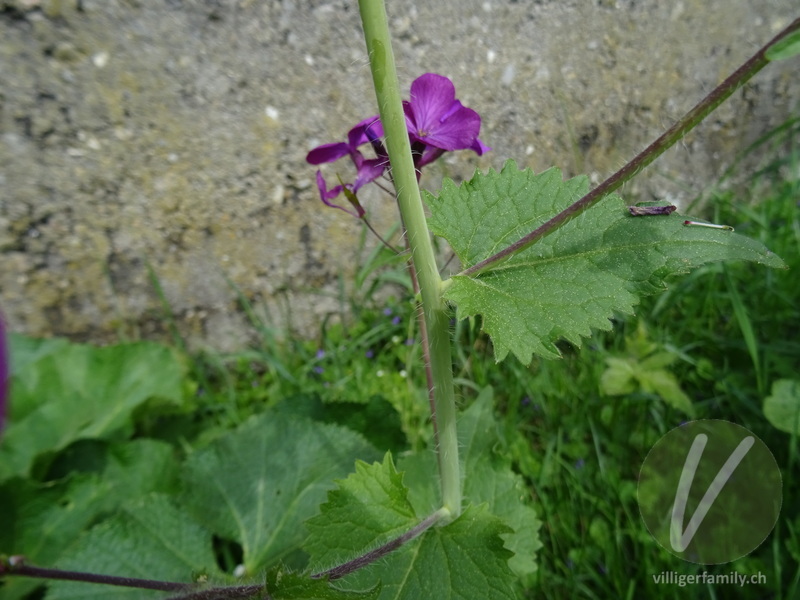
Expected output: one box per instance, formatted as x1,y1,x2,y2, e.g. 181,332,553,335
358,0,461,517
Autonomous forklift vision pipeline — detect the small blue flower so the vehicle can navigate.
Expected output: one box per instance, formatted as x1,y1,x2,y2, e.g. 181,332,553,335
405,338,415,346
313,366,324,375
365,349,374,359
392,316,401,326
575,458,585,470
383,307,393,316
316,349,325,359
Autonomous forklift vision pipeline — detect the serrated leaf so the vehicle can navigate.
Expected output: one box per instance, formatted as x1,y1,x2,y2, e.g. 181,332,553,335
426,161,785,364
264,568,380,600
763,379,800,434
338,505,517,600
305,453,418,572
45,494,218,600
398,389,541,586
0,340,185,481
182,412,379,575
457,389,542,582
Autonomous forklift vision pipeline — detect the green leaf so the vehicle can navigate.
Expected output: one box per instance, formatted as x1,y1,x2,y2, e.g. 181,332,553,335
181,411,379,574
303,394,530,598
766,30,800,61
0,440,180,600
1,340,185,481
45,494,218,600
599,357,637,395
7,333,69,375
638,370,694,416
398,389,540,587
763,379,800,434
336,505,517,600
264,569,380,600
456,389,542,582
426,161,785,364
305,453,418,573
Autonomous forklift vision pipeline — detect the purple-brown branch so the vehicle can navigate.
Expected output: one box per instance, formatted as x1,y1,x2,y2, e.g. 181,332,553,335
459,16,800,278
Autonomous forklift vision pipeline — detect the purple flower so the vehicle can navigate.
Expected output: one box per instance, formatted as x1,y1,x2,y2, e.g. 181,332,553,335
383,307,393,316
391,316,401,326
315,349,326,359
307,117,387,216
1,310,8,434
313,366,324,375
403,73,490,168
365,349,374,359
308,73,489,214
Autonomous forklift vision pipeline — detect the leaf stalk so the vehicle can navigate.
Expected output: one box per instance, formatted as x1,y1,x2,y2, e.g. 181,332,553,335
460,17,800,278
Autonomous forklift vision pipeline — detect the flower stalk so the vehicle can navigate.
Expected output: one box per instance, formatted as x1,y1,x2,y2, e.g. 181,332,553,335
357,0,461,517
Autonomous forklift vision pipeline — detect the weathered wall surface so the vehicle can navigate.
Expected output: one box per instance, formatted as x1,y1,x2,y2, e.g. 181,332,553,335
1,0,797,349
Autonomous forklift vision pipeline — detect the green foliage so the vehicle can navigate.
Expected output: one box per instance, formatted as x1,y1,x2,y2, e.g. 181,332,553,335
600,323,695,416
262,569,380,600
182,412,379,574
305,455,418,572
1,337,186,482
426,161,785,364
305,393,540,598
327,505,517,600
46,495,219,600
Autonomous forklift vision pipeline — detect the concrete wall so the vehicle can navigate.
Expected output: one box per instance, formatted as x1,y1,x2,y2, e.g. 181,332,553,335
1,0,797,349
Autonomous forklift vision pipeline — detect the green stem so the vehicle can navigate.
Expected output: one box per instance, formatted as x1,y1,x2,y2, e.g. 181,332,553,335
460,16,800,278
358,0,461,517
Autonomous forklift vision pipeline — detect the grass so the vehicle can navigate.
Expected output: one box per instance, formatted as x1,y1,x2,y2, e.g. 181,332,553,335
183,117,800,598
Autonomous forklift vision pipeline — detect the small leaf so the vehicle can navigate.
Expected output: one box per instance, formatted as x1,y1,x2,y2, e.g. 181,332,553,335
766,30,800,61
638,370,695,417
182,411,379,574
599,357,637,396
763,379,800,434
427,161,785,364
305,453,418,573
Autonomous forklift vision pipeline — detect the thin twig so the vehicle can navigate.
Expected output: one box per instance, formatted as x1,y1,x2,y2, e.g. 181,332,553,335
459,17,800,278
1,557,193,593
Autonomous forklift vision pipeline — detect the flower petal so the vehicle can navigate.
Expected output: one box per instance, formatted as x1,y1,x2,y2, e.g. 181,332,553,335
352,157,389,191
415,105,482,151
408,73,457,129
315,171,361,218
347,116,384,148
307,142,351,165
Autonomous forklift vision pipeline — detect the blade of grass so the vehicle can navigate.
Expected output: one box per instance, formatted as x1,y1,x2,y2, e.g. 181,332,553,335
723,265,764,396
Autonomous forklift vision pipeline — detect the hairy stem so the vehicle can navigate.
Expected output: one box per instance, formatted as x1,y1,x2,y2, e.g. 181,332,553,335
460,16,800,278
358,0,461,516
0,557,193,593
